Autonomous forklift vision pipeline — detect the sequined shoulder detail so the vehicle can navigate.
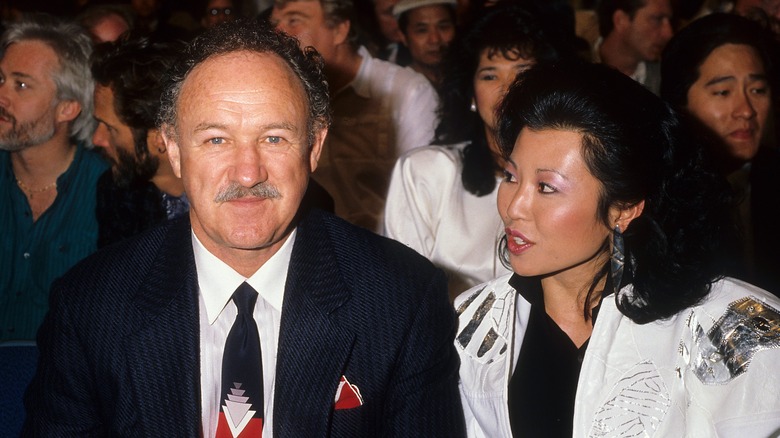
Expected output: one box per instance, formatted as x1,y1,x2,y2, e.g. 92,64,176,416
691,296,780,384
455,282,514,365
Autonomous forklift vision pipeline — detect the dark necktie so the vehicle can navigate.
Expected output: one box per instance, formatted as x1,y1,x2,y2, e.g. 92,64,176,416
216,282,264,438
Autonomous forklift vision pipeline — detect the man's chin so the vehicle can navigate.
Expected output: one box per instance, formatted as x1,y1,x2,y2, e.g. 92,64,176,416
111,168,144,188
0,138,34,152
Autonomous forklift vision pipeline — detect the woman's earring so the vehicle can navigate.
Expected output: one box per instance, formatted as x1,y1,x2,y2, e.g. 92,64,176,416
610,225,624,295
470,100,477,112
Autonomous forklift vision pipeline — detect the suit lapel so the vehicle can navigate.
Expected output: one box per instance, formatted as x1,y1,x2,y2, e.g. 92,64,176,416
274,212,355,436
125,219,202,436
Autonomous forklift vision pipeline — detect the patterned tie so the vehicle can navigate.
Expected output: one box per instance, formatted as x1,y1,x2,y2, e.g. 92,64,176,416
216,282,264,438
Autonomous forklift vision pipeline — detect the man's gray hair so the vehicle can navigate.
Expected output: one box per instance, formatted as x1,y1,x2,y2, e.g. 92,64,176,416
157,19,331,149
1,14,96,145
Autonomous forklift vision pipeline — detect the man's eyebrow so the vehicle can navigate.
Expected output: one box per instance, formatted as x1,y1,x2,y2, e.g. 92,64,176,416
704,76,735,87
747,73,769,83
7,71,36,81
283,10,309,18
193,122,298,132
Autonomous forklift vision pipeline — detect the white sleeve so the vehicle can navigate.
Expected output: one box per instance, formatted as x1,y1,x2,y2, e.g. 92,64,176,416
393,72,439,155
383,147,455,258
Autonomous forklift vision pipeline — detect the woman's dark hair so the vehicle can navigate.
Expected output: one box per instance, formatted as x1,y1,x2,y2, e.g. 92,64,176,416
660,13,778,109
435,3,560,196
497,60,737,324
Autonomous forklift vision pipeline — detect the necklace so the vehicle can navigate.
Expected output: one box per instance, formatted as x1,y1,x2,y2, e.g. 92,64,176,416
16,177,57,194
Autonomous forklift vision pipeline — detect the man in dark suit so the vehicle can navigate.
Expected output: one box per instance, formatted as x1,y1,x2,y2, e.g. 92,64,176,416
23,19,465,437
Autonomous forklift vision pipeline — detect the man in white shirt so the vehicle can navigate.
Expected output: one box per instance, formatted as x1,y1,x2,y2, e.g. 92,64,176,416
271,0,439,232
23,20,465,438
595,0,674,95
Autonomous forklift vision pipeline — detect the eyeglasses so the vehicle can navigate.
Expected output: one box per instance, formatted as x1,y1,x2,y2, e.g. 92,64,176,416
208,7,232,16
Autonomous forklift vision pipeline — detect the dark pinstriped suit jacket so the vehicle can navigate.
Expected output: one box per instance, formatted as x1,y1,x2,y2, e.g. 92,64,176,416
22,209,466,437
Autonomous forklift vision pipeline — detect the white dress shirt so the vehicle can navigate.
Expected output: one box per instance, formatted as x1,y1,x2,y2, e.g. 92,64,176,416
195,229,295,438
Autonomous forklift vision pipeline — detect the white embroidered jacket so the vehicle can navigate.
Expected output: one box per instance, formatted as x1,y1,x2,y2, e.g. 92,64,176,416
455,274,780,437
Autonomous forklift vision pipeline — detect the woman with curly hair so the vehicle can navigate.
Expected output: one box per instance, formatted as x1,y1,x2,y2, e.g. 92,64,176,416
455,60,780,437
383,3,561,298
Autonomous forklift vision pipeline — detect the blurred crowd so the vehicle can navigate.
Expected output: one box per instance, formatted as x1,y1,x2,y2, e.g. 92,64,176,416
2,0,779,340
3,0,780,436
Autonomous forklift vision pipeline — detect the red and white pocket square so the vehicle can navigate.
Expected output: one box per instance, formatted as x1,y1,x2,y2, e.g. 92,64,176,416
334,375,363,410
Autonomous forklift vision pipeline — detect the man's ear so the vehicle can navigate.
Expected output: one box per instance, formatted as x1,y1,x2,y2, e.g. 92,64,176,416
146,128,167,156
613,9,631,33
160,125,182,178
332,19,351,47
612,200,645,231
55,100,81,124
308,127,327,173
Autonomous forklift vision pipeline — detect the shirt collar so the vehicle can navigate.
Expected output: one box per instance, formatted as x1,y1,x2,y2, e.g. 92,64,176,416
340,46,370,99
592,37,603,62
592,37,647,85
630,60,647,85
193,228,296,324
55,142,86,193
509,274,544,307
509,273,610,323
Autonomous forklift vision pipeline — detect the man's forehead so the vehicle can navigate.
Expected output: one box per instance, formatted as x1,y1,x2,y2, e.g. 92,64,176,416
174,50,309,121
1,40,60,79
636,0,671,15
407,5,453,21
274,0,323,12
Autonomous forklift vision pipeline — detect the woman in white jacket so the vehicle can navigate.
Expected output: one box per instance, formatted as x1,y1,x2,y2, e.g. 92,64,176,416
384,4,561,298
455,60,780,437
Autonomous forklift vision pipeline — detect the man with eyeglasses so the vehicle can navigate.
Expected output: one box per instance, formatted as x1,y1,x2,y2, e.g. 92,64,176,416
201,0,239,29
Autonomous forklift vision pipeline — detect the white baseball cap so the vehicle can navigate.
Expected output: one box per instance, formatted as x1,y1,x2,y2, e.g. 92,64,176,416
392,0,457,19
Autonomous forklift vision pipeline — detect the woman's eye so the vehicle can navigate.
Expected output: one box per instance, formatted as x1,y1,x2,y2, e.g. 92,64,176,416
502,170,516,183
538,182,556,193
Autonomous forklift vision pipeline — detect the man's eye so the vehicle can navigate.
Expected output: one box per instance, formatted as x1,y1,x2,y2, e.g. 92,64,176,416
208,137,225,145
17,81,28,90
751,86,769,96
267,136,282,144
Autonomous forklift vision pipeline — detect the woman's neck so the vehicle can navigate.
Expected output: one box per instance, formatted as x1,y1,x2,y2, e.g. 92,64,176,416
539,250,610,347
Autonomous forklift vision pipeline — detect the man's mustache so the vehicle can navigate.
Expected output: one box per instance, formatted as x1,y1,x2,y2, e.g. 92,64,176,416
214,181,281,202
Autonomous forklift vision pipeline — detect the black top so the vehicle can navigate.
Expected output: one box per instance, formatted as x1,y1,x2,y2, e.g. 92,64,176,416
507,274,601,438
